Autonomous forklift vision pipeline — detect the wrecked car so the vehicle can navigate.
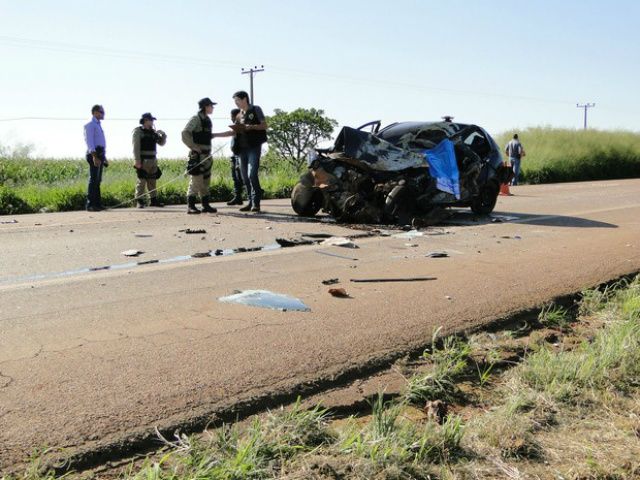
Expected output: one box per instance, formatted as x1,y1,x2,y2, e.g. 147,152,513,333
291,120,511,226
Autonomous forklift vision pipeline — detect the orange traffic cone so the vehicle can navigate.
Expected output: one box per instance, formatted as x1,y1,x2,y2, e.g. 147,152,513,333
499,182,513,196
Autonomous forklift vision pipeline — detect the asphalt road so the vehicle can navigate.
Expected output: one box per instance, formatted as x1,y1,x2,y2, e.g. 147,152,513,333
1,179,639,473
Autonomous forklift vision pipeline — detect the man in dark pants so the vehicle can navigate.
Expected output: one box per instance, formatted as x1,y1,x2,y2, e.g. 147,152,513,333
226,108,244,206
213,91,268,212
83,104,108,211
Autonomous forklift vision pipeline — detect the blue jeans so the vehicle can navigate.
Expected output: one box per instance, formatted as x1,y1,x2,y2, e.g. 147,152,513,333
86,154,103,208
238,146,262,206
510,157,521,185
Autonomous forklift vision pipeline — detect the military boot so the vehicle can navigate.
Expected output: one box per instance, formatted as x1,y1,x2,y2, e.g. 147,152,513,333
201,195,217,213
187,196,201,214
149,197,164,207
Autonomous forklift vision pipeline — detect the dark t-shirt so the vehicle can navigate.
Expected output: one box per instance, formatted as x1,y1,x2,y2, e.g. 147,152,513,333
236,105,266,150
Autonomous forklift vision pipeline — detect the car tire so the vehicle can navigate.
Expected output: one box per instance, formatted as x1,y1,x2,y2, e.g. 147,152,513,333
383,185,414,223
470,181,499,215
291,173,323,217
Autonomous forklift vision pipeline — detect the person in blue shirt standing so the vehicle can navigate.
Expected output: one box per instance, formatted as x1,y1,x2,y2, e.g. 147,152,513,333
84,104,108,211
504,134,526,186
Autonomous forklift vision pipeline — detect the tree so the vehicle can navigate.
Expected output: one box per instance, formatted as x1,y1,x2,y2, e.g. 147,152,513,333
0,139,36,159
267,108,338,169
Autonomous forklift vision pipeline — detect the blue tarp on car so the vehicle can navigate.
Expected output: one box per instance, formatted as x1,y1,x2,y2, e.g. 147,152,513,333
425,139,460,199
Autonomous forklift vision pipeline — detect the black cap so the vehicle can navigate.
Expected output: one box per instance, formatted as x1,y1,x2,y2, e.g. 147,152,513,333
139,112,156,124
198,97,217,109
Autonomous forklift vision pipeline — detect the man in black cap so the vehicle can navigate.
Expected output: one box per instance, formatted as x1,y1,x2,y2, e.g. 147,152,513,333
132,112,167,208
181,97,217,214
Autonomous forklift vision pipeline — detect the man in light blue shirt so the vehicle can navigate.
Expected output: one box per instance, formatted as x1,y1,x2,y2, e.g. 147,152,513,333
84,104,108,211
504,134,525,186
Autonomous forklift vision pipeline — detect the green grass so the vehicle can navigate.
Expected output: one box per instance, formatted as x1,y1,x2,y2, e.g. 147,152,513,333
0,155,302,214
496,127,640,184
403,329,470,405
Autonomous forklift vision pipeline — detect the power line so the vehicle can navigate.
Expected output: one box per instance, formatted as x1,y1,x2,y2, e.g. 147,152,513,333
0,35,575,106
0,35,244,70
1,35,636,116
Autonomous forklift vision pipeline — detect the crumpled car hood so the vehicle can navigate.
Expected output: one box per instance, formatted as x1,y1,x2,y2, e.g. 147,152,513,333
334,127,427,171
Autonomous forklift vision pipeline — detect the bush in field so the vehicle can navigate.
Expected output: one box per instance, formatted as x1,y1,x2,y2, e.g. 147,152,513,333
0,185,32,214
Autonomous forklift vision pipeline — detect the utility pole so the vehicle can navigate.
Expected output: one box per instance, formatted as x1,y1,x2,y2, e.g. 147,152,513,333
576,103,595,130
241,65,264,103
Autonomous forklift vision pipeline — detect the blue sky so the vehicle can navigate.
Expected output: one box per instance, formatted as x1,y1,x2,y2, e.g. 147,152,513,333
0,0,638,158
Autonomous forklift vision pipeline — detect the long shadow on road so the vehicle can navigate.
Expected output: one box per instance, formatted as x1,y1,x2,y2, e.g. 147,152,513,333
445,209,618,229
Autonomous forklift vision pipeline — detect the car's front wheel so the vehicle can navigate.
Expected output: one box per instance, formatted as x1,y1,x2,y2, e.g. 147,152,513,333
470,181,499,215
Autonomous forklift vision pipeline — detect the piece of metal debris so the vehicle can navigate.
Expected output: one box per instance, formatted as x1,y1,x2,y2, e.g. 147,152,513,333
392,230,424,239
350,277,436,283
320,236,358,248
122,249,143,257
328,288,349,298
138,259,159,265
276,237,314,247
322,278,340,285
296,232,333,239
315,250,359,261
427,251,449,258
219,290,310,312
135,233,153,237
0,219,18,224
179,228,207,234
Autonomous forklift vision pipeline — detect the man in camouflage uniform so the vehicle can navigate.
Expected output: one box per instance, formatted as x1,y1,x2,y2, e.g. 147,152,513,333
182,97,217,214
132,112,166,208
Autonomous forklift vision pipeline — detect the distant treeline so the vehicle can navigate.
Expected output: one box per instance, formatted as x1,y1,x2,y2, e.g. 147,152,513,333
1,128,640,215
